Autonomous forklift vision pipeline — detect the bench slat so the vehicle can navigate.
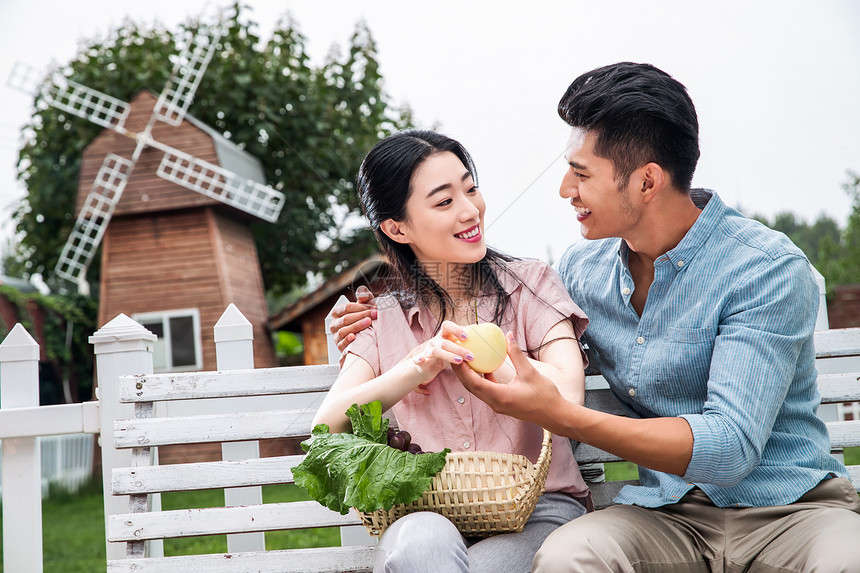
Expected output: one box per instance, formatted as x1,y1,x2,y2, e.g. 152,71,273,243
106,546,375,573
114,410,314,447
813,328,860,358
107,500,361,542
112,455,305,494
818,373,860,403
849,466,860,491
589,480,637,510
583,388,630,416
827,420,860,449
118,364,340,402
573,443,626,464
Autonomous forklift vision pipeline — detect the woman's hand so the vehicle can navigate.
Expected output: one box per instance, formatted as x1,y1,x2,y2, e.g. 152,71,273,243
330,286,377,352
406,321,472,392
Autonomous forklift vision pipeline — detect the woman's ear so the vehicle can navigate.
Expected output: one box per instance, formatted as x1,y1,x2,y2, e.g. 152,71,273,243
380,219,412,244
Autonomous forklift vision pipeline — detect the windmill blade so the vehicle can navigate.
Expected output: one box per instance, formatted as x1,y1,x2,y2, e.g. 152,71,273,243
157,148,285,222
42,76,131,132
55,153,135,284
152,26,223,126
8,62,130,132
6,61,45,95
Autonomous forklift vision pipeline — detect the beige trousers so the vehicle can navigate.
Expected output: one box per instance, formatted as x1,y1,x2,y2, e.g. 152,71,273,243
532,477,860,573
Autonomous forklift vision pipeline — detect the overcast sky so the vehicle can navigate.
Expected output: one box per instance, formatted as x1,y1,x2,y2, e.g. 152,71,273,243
1,0,858,271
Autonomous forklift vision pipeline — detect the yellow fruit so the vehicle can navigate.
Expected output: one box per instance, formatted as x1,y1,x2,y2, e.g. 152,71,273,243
456,323,507,373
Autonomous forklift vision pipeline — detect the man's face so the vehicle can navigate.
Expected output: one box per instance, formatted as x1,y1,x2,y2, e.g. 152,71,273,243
559,128,638,240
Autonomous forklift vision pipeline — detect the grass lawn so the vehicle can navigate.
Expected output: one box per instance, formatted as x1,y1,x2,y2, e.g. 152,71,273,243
1,448,857,572
0,481,340,573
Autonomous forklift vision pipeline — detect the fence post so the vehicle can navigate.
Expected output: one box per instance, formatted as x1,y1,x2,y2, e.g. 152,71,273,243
0,324,43,573
214,303,265,553
90,314,156,561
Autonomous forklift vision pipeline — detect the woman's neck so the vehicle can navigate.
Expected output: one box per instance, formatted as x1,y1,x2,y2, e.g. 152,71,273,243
419,261,482,326
423,261,470,297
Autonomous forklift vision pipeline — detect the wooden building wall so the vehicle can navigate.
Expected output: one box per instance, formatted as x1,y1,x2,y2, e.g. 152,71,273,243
828,284,860,329
208,209,277,368
302,303,337,365
98,206,276,371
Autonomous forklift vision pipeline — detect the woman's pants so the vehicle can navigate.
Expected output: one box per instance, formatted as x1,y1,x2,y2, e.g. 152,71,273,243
372,492,587,573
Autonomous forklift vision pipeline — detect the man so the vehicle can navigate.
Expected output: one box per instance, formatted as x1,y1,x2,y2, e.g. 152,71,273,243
332,62,860,571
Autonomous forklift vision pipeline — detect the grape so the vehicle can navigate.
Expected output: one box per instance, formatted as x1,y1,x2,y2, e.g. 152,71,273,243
387,429,417,452
389,432,406,451
406,442,422,454
398,430,412,450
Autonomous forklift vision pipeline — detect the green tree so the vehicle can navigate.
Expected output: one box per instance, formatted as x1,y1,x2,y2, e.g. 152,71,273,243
817,171,860,289
753,171,860,296
5,2,409,296
751,211,842,269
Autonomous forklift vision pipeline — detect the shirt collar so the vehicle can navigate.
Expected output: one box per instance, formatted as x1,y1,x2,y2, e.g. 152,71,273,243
617,188,722,271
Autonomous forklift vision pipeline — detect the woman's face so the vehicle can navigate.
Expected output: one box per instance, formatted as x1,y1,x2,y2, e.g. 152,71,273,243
382,151,487,271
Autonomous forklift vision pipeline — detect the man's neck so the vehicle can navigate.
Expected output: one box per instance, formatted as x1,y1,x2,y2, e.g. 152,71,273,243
624,190,702,264
624,190,702,316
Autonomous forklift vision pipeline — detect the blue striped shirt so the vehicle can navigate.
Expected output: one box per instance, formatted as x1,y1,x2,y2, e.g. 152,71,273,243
557,189,847,508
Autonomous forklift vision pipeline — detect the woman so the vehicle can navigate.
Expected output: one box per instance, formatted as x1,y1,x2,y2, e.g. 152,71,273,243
313,130,591,573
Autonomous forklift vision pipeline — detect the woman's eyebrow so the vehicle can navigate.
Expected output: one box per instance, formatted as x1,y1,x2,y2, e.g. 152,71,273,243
426,171,472,198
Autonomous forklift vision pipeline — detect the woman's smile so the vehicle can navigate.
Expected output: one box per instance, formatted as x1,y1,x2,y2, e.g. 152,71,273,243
455,224,482,243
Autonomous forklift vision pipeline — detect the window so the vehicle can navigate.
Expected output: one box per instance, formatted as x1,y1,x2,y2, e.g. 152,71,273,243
133,308,203,372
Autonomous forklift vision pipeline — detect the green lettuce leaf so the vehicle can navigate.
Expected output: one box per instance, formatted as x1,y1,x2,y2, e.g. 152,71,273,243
345,400,387,443
291,401,449,514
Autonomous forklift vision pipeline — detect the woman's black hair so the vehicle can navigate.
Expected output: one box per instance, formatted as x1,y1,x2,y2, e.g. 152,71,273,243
355,130,514,330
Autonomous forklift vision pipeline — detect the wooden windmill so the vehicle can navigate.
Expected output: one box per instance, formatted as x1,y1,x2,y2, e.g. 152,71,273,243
9,24,284,370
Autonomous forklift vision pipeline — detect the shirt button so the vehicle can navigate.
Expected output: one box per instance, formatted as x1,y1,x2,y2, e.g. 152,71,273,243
622,287,631,296
636,336,645,345
678,260,685,268
457,396,465,404
463,441,471,449
628,388,636,397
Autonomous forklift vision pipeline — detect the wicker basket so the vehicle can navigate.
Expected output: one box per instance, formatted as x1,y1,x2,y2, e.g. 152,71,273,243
359,428,552,537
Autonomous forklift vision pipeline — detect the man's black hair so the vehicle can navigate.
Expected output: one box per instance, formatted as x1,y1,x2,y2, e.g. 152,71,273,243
558,62,700,190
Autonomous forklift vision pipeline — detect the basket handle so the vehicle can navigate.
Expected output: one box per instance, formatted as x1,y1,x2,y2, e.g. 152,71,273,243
534,428,552,472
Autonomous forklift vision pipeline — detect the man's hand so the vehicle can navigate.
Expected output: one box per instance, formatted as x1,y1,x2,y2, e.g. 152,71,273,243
457,333,695,476
453,332,571,436
330,286,377,352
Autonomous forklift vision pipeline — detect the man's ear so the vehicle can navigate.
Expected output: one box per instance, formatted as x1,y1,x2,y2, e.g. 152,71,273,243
380,219,412,244
638,163,666,203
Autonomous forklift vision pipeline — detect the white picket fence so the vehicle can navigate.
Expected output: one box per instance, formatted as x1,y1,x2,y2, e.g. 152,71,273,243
0,433,95,498
0,304,296,572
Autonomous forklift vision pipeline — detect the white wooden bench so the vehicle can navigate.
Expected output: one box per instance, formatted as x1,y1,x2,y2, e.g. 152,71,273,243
104,327,860,572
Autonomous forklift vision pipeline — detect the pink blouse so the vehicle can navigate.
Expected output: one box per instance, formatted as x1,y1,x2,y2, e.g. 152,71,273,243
343,259,591,504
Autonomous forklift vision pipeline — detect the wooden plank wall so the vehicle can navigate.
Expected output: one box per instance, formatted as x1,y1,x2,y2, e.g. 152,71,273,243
208,208,277,368
98,207,276,371
77,90,222,217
